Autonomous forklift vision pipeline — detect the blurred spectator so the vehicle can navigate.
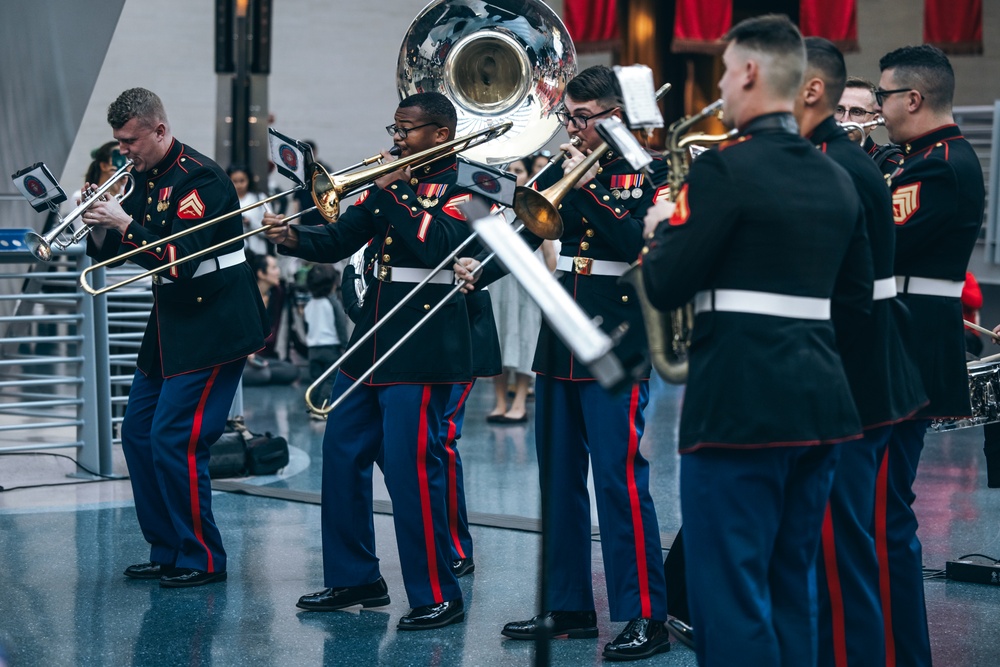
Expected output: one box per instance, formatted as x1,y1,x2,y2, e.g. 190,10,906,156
244,254,299,386
487,157,556,423
304,264,350,414
227,165,270,257
963,271,983,357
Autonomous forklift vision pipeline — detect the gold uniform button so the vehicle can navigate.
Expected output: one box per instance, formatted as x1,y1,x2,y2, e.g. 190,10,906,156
621,295,629,303
161,220,167,226
410,178,418,186
582,217,589,224
580,241,590,251
642,246,650,255
147,197,152,204
196,297,203,303
603,195,610,201
597,167,603,174
615,208,621,213
374,209,380,214
382,254,390,262
391,184,398,190
402,194,409,200
585,229,595,237
146,214,151,221
411,206,418,212
152,169,158,175
148,181,154,189
905,143,912,153
606,151,614,159
385,237,393,245
935,142,943,147
155,247,161,253
141,240,147,246
424,304,431,310
127,233,134,240
589,183,597,190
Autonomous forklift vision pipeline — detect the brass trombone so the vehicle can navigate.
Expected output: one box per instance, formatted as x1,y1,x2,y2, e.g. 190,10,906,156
25,160,136,262
303,140,576,415
78,125,510,296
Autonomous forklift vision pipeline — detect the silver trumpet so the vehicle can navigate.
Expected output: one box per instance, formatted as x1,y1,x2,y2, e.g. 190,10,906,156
25,160,135,262
839,117,885,145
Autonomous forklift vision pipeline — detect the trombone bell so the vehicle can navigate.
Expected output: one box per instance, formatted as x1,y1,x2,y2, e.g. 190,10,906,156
310,163,342,224
512,187,564,240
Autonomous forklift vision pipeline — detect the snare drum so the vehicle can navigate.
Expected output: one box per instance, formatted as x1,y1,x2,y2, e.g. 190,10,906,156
931,358,1000,431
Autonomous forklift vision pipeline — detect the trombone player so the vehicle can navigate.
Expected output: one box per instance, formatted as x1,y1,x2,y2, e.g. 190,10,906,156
264,92,475,630
82,87,268,588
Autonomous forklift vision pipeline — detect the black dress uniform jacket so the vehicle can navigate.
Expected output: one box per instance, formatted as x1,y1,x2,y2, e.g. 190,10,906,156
479,150,669,381
891,124,985,418
280,156,474,385
643,113,871,452
87,139,268,378
811,117,927,427
864,135,904,179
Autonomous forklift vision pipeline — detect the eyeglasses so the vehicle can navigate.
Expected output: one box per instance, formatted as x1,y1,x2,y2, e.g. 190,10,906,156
874,88,914,106
834,106,876,121
385,122,441,139
554,106,618,130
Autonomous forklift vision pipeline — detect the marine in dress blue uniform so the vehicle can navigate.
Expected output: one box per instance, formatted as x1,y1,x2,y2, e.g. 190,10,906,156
798,39,928,667
643,18,871,666
875,45,985,667
267,93,476,630
84,88,268,588
467,66,671,661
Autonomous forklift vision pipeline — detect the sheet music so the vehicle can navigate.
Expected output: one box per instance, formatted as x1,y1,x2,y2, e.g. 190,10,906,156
613,65,664,129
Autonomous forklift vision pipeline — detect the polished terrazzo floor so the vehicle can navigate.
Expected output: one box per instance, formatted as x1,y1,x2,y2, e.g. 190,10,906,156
1,375,999,666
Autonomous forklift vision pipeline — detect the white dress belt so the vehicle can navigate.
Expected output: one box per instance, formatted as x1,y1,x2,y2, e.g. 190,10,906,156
555,256,631,277
895,276,964,298
373,261,454,285
872,277,897,301
694,289,831,320
155,248,246,285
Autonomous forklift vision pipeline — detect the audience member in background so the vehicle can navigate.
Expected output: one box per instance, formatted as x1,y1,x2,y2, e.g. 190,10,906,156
244,254,299,386
487,157,556,424
227,165,270,257
530,150,552,177
304,264,350,415
963,271,984,357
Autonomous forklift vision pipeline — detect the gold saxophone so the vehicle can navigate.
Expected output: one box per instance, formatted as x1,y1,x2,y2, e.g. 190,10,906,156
621,99,737,384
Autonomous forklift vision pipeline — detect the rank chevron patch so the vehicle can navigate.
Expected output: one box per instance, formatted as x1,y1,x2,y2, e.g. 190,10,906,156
892,183,920,225
177,190,206,219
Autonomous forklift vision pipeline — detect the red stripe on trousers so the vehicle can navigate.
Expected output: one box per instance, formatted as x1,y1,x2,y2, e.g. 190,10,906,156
416,385,443,603
875,447,896,666
821,502,849,667
625,384,652,618
445,383,473,560
187,366,220,572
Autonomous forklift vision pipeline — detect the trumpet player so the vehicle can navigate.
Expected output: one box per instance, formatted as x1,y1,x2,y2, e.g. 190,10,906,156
642,16,871,667
837,77,904,177
457,65,672,661
264,92,475,630
82,88,269,588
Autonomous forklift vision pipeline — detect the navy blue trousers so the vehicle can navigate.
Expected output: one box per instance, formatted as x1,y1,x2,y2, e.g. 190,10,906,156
321,372,461,608
875,419,931,667
534,377,667,622
817,426,891,667
121,358,245,572
441,381,474,562
682,444,840,667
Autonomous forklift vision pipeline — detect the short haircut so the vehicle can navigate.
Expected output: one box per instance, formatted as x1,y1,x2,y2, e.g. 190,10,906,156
107,88,167,130
566,65,623,109
250,253,273,278
399,92,457,135
879,44,954,112
725,14,806,100
804,37,847,111
307,264,338,298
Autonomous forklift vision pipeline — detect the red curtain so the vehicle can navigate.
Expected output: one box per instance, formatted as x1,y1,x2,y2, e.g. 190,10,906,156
671,0,731,54
564,0,619,53
800,0,858,52
925,0,983,54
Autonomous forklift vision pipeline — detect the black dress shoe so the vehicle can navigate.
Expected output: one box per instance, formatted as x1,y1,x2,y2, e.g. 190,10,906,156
665,616,695,650
397,599,464,630
123,561,173,580
159,568,227,588
296,577,390,611
501,610,599,640
451,557,475,577
603,618,671,661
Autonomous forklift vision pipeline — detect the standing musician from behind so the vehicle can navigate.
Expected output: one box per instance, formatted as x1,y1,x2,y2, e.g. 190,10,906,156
837,76,904,177
457,65,672,661
264,92,475,630
82,87,268,588
875,44,985,667
642,16,872,667
796,37,927,667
